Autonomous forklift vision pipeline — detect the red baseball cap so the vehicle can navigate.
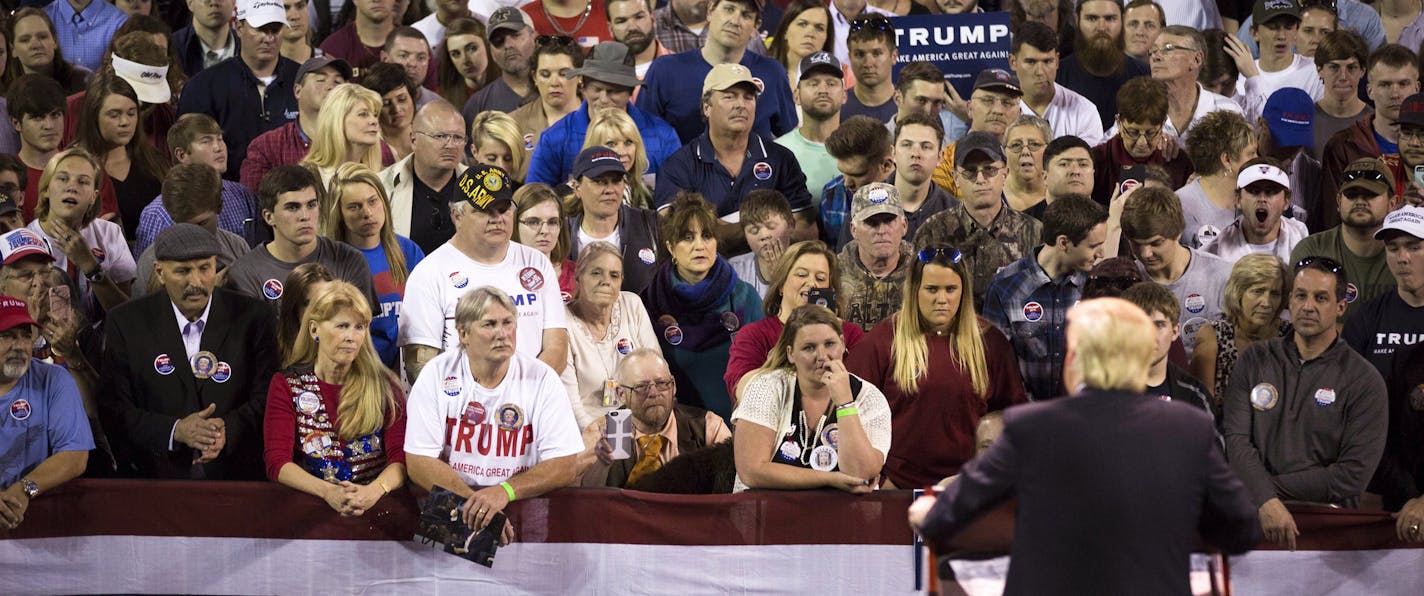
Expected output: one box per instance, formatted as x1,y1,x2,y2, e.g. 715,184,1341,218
0,296,37,332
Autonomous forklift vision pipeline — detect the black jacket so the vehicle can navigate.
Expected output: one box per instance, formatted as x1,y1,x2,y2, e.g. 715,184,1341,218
568,204,661,294
171,25,240,78
177,56,300,181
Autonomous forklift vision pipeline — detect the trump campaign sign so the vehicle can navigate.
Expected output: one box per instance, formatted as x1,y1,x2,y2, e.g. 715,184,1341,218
891,12,1012,99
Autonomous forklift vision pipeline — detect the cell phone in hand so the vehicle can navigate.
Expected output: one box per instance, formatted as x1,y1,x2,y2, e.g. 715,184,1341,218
1119,165,1148,195
605,409,635,460
807,287,837,309
1414,165,1424,189
47,286,72,328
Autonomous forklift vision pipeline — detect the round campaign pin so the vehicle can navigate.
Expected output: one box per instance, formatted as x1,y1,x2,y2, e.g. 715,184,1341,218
1022,301,1044,322
1250,383,1279,411
753,162,773,181
262,279,284,300
442,376,462,396
721,311,741,332
10,398,31,421
664,324,684,346
1314,387,1337,407
638,248,656,265
523,133,535,150
822,424,840,449
153,353,175,375
520,266,546,291
867,187,889,204
778,440,802,461
449,271,469,289
616,337,634,355
809,445,838,471
496,404,525,431
463,401,486,425
1184,293,1206,314
191,351,218,379
1196,225,1220,246
211,362,232,383
297,391,321,414
1346,283,1359,303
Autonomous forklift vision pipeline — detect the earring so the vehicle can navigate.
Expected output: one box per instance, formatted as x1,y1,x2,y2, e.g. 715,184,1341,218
313,336,320,343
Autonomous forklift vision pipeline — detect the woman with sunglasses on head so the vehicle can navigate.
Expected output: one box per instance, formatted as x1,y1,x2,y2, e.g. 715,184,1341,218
845,244,1025,489
732,303,891,493
511,35,584,152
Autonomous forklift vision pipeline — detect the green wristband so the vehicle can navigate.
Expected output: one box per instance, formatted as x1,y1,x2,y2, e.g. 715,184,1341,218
836,406,859,417
500,481,516,501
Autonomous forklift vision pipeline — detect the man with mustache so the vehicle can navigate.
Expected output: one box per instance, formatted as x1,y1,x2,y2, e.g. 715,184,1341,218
1055,0,1151,131
1320,44,1421,225
462,8,539,124
837,182,913,331
0,294,91,530
654,0,769,55
776,52,847,207
580,348,731,488
1202,158,1310,264
1225,256,1387,550
178,0,301,182
174,0,238,77
1291,157,1400,318
320,0,398,72
1344,206,1424,380
99,224,278,480
930,69,1023,200
609,0,672,80
1012,21,1104,148
1089,77,1194,206
400,164,569,382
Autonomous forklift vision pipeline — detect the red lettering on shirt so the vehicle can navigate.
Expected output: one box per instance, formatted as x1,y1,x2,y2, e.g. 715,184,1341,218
477,423,493,455
522,425,534,456
455,419,476,453
496,427,520,457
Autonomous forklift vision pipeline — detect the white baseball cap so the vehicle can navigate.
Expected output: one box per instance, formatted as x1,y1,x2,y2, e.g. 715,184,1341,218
1376,205,1424,241
237,0,288,28
112,55,171,104
1236,162,1290,190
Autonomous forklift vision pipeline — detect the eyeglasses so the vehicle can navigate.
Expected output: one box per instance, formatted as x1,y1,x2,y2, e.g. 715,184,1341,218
1343,168,1389,185
1005,141,1046,154
849,15,893,32
621,379,675,396
416,130,468,146
537,35,576,48
957,165,1002,181
1401,127,1424,142
917,246,963,264
518,217,561,231
1296,256,1343,274
1120,126,1162,142
1147,43,1198,58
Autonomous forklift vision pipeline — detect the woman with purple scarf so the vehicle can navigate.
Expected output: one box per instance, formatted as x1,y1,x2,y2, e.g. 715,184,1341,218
640,193,764,421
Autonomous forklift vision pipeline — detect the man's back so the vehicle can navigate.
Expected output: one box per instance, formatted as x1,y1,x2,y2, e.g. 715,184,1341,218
921,390,1259,596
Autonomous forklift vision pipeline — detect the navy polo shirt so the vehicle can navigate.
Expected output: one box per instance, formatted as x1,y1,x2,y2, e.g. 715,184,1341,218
655,132,813,222
636,49,798,144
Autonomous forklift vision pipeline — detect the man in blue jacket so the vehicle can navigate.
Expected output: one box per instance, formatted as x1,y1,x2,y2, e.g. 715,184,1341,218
525,41,680,186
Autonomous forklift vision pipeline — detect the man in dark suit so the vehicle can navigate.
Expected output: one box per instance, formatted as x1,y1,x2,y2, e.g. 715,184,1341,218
99,224,278,480
909,298,1260,596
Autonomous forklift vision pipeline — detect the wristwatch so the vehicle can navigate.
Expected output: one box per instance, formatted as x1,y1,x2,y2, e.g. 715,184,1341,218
20,478,38,499
83,266,104,283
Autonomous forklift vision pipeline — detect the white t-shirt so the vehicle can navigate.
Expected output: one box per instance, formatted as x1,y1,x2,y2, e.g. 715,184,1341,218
26,218,137,295
1236,54,1325,122
400,241,567,356
1020,83,1106,147
1176,179,1237,249
404,349,582,487
575,225,619,254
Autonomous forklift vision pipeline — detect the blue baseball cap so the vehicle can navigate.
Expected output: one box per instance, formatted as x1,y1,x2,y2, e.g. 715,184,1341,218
1262,88,1313,149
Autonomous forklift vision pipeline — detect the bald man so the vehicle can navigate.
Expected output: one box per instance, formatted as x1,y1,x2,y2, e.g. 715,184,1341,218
378,101,470,254
910,298,1259,594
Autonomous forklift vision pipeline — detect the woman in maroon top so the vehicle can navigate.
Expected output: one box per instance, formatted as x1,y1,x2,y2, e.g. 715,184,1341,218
845,245,1026,489
264,281,407,517
724,241,865,400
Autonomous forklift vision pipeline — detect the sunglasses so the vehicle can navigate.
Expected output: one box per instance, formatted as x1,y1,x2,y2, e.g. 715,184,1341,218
537,35,576,48
850,15,893,32
918,246,963,264
1343,169,1389,185
1296,255,1343,274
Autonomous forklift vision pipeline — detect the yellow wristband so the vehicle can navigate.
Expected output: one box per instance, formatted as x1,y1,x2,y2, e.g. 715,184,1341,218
500,481,516,501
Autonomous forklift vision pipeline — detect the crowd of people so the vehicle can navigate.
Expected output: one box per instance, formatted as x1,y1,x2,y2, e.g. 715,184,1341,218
4,0,1424,561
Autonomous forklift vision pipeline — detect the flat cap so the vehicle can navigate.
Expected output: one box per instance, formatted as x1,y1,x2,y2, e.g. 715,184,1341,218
153,223,221,262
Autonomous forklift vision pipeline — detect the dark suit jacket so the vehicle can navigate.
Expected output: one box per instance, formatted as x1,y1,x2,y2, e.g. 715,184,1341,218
920,389,1260,596
98,288,277,480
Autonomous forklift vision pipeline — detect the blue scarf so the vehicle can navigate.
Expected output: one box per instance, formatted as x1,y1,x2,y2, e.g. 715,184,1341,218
640,257,745,352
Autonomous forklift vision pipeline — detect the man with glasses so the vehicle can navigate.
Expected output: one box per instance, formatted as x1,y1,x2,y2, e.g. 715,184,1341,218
565,146,660,292
178,0,301,182
1089,77,1193,206
1321,43,1421,223
1057,0,1151,130
580,348,731,488
1012,21,1104,148
915,131,1042,312
463,8,539,123
1150,26,1243,141
241,56,351,193
931,69,1023,199
1391,92,1424,207
1225,255,1386,550
1292,158,1401,317
842,13,899,124
380,101,470,255
0,157,26,233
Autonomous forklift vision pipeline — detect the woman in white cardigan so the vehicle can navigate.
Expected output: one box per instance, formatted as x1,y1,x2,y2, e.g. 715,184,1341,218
562,241,661,438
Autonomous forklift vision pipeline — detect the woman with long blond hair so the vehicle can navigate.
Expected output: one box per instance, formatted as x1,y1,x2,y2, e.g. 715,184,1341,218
26,148,135,315
469,110,529,184
731,304,891,493
263,281,407,517
301,84,390,194
325,163,425,369
582,108,653,210
845,244,1026,489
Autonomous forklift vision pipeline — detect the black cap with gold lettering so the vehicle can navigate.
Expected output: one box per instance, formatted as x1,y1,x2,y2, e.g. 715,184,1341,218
453,164,515,211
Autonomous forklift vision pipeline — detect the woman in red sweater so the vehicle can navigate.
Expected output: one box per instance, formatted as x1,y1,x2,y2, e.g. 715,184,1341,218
724,241,866,401
263,281,407,516
845,245,1026,489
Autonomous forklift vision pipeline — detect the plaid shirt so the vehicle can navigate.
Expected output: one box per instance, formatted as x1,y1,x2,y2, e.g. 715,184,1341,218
133,180,261,255
982,251,1084,401
820,175,852,251
240,121,311,193
653,6,766,55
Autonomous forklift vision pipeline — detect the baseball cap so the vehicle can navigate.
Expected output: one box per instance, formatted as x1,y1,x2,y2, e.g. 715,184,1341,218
0,296,37,333
488,7,534,37
1253,0,1302,26
154,223,222,262
1262,88,1313,149
453,164,515,211
1339,158,1393,196
703,63,761,96
237,0,288,28
955,132,1006,167
567,42,642,89
296,55,352,85
1376,205,1424,241
851,182,903,223
1235,161,1291,191
0,229,53,266
799,52,843,81
972,68,1021,97
572,145,627,180
1399,92,1424,129
112,55,171,104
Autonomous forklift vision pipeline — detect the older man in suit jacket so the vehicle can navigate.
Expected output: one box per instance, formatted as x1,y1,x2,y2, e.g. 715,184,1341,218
99,224,278,480
909,298,1260,596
